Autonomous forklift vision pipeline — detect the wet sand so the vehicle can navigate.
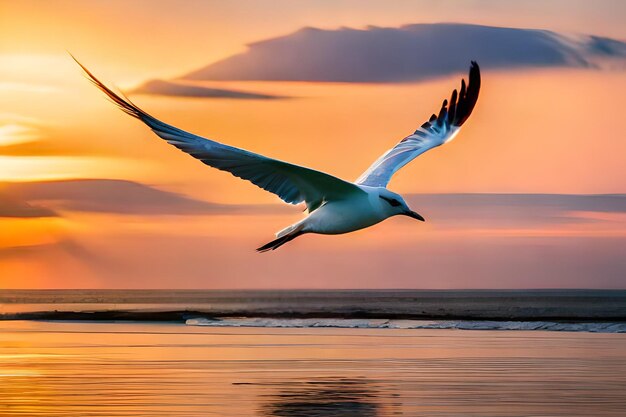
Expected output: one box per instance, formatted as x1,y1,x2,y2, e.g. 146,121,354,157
1,320,625,416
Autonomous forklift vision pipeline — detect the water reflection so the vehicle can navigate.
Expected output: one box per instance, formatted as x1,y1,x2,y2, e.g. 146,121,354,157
260,378,383,417
1,321,625,416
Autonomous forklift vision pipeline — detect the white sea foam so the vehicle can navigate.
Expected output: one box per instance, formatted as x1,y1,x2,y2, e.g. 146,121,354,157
185,317,626,333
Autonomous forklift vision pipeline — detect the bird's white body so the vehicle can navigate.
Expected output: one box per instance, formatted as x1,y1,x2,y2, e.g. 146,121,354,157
75,58,480,252
288,187,404,236
303,188,384,234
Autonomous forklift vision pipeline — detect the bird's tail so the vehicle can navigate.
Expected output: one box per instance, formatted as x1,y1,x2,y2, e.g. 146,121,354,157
256,225,305,253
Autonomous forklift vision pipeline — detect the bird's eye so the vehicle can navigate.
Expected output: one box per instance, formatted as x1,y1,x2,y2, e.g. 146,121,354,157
380,196,402,207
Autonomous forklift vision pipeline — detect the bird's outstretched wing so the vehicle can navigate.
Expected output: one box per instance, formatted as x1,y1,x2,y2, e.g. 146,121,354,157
356,61,480,188
74,58,364,212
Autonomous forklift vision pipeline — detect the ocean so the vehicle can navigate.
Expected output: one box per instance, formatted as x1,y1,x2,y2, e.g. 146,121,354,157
1,290,625,416
2,289,625,332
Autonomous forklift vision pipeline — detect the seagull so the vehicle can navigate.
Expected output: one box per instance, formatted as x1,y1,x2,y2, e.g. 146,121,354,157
74,58,480,252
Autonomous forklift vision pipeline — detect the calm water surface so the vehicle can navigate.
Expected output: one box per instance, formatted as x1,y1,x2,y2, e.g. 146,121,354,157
1,321,625,416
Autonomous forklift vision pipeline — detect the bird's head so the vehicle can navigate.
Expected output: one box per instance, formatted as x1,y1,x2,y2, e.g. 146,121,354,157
377,189,425,222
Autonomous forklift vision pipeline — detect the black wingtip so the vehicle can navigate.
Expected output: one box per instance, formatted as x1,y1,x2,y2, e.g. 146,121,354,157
468,61,480,85
413,61,480,134
452,61,481,127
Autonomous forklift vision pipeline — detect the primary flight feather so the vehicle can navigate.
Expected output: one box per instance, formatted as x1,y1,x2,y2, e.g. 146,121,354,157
74,57,480,252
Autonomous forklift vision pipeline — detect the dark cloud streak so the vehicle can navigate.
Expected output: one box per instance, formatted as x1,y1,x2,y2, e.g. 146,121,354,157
130,79,286,99
406,193,626,227
0,195,57,218
0,179,289,217
0,139,103,157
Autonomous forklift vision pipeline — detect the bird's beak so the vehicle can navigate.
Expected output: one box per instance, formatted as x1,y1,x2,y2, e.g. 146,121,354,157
403,210,425,222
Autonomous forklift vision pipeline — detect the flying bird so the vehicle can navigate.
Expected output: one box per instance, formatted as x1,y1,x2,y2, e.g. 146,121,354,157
74,58,480,252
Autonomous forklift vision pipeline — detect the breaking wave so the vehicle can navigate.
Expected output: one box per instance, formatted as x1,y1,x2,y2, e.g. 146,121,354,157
185,317,626,333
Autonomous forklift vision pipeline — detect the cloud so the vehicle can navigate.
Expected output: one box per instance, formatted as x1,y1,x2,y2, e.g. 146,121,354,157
0,194,57,218
0,139,96,157
0,117,46,154
0,132,115,156
0,118,96,157
0,81,59,93
130,79,285,99
0,123,40,144
3,182,622,222
182,23,626,83
406,193,626,227
0,239,88,260
1,179,286,216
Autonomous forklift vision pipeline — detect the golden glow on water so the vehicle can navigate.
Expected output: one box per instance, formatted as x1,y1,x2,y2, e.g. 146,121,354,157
0,321,624,416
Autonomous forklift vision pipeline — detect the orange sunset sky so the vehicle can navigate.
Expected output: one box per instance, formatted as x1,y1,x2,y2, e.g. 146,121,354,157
1,0,625,289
